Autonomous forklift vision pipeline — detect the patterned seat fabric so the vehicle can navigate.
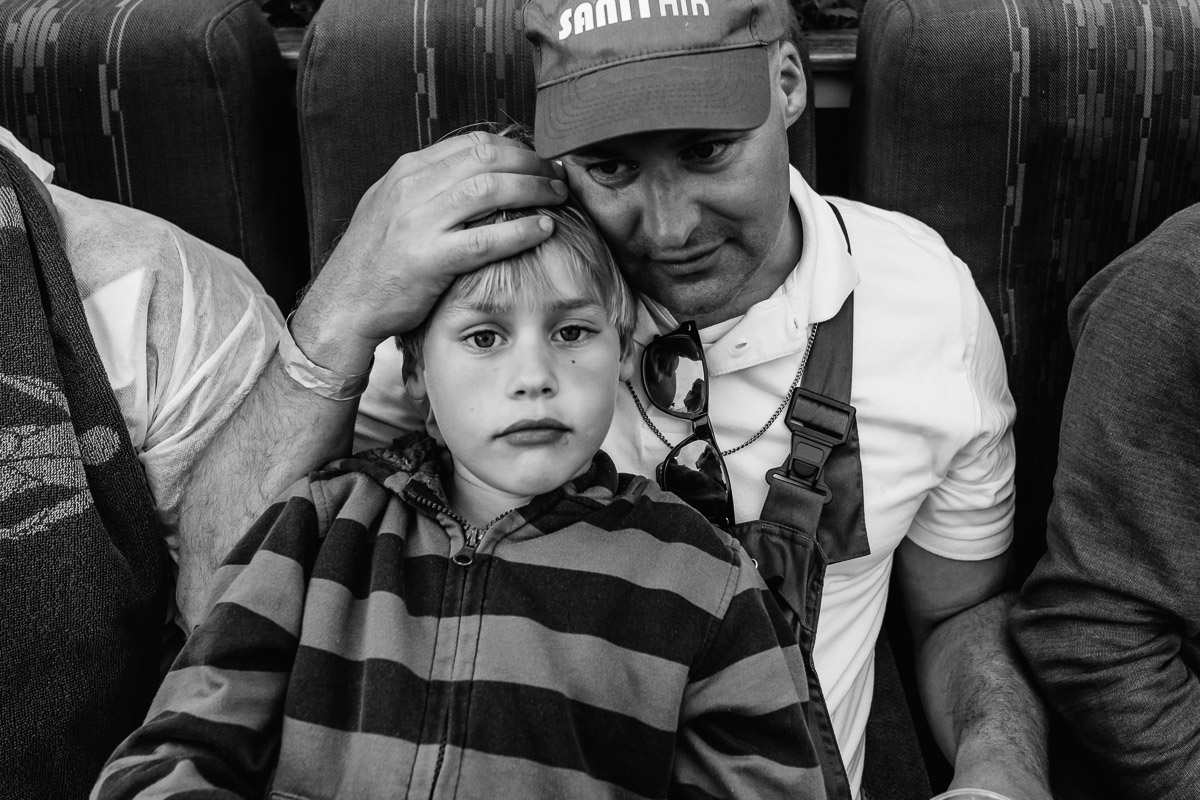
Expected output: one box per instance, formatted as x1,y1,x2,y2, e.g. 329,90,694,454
0,0,307,312
297,0,815,273
851,0,1200,579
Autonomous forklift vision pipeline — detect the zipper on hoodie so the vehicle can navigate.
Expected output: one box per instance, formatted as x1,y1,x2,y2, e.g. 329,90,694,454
404,490,495,566
449,510,512,565
426,558,470,800
404,488,510,797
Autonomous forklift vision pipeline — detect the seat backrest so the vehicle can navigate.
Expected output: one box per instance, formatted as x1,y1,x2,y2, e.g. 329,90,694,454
297,0,816,272
0,0,307,313
850,0,1200,576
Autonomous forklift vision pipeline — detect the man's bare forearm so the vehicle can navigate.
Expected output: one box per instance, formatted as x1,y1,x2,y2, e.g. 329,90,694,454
918,590,1051,799
174,350,357,627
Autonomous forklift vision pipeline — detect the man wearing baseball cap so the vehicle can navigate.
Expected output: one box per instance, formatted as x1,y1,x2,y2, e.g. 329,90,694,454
291,0,1052,798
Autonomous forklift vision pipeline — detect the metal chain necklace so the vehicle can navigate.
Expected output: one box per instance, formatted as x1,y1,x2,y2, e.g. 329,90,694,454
626,323,819,456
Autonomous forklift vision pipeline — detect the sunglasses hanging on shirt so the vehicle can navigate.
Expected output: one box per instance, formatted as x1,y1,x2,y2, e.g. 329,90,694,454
629,320,735,528
628,317,821,530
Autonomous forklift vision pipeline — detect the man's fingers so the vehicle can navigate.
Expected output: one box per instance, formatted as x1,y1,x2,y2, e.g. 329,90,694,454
442,134,563,183
400,130,498,168
367,134,565,231
441,215,556,274
439,171,569,227
404,130,560,180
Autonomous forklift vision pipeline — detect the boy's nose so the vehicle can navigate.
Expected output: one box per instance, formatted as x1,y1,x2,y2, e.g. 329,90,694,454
508,343,558,398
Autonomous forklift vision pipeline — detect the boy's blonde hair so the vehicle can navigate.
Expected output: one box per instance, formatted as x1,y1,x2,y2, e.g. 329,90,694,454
397,197,638,382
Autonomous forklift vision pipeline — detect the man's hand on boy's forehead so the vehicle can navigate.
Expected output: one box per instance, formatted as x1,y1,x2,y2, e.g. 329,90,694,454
422,132,568,222
290,131,569,377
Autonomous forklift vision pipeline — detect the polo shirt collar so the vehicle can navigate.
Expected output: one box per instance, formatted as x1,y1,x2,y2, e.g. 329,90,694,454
633,167,859,376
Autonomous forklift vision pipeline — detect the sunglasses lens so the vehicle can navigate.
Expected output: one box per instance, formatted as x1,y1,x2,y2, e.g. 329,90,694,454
660,438,732,525
644,335,707,418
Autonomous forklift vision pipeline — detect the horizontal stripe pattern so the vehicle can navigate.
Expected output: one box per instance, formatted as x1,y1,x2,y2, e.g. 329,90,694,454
94,444,823,799
298,577,690,725
474,519,739,610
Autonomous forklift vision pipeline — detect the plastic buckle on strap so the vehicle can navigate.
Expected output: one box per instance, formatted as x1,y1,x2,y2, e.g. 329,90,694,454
765,388,856,503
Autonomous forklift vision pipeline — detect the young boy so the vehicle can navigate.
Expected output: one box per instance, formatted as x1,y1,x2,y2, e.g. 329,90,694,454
91,198,826,800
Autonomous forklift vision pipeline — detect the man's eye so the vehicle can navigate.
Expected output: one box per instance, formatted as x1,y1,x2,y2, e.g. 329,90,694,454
469,331,497,349
588,160,635,182
684,140,731,162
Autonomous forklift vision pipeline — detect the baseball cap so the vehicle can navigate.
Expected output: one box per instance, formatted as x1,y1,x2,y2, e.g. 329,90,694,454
524,0,790,158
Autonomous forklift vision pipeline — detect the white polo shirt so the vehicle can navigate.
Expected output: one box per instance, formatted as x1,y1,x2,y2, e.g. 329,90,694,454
356,168,1016,798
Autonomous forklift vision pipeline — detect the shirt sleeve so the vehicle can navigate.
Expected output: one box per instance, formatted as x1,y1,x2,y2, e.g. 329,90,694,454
1011,217,1200,797
142,229,286,553
91,486,320,800
54,185,285,564
671,543,827,800
907,273,1017,561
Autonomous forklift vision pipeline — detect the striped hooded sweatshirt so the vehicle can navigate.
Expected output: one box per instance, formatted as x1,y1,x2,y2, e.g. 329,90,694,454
92,434,827,800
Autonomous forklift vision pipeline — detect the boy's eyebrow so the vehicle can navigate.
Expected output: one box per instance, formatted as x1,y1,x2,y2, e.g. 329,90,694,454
545,296,605,314
446,295,604,315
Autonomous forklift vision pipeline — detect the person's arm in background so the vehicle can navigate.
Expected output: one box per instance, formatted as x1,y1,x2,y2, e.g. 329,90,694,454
174,132,567,624
895,287,1050,800
1011,208,1200,799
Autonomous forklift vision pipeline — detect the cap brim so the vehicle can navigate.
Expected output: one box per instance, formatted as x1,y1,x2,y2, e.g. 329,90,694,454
534,47,772,158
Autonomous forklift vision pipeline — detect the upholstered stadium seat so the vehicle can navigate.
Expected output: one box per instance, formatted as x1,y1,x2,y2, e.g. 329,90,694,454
0,0,307,312
851,0,1200,579
851,2,1199,793
296,0,816,271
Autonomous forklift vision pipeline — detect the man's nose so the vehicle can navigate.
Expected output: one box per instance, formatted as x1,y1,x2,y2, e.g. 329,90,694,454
508,341,558,398
640,172,699,249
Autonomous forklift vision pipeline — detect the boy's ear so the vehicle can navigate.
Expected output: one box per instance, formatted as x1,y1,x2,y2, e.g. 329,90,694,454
778,41,807,126
619,347,635,383
405,363,428,401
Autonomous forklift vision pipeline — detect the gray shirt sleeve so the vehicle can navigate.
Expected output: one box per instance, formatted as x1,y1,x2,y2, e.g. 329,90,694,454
1012,204,1200,799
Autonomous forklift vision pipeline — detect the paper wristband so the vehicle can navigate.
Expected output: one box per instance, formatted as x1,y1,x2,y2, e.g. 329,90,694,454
277,318,372,401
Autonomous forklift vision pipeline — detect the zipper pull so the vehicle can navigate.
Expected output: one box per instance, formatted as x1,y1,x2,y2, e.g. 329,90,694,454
451,527,483,566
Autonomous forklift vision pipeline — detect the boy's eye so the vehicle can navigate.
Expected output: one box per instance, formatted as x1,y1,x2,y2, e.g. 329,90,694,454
555,324,597,344
469,331,498,349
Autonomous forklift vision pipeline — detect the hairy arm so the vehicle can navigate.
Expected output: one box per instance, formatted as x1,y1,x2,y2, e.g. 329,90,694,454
173,132,565,625
174,352,353,626
896,541,1049,799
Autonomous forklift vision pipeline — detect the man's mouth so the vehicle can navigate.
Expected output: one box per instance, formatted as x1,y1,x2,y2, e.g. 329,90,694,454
647,244,721,270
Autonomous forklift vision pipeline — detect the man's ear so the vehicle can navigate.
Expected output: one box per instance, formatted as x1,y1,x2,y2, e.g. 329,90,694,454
777,41,807,127
618,346,635,383
405,363,428,401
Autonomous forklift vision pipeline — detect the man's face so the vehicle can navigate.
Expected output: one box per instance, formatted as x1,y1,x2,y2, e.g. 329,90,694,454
409,250,633,513
561,61,802,327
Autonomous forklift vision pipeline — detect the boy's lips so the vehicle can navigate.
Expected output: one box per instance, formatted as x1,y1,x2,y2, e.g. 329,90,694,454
497,418,571,445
